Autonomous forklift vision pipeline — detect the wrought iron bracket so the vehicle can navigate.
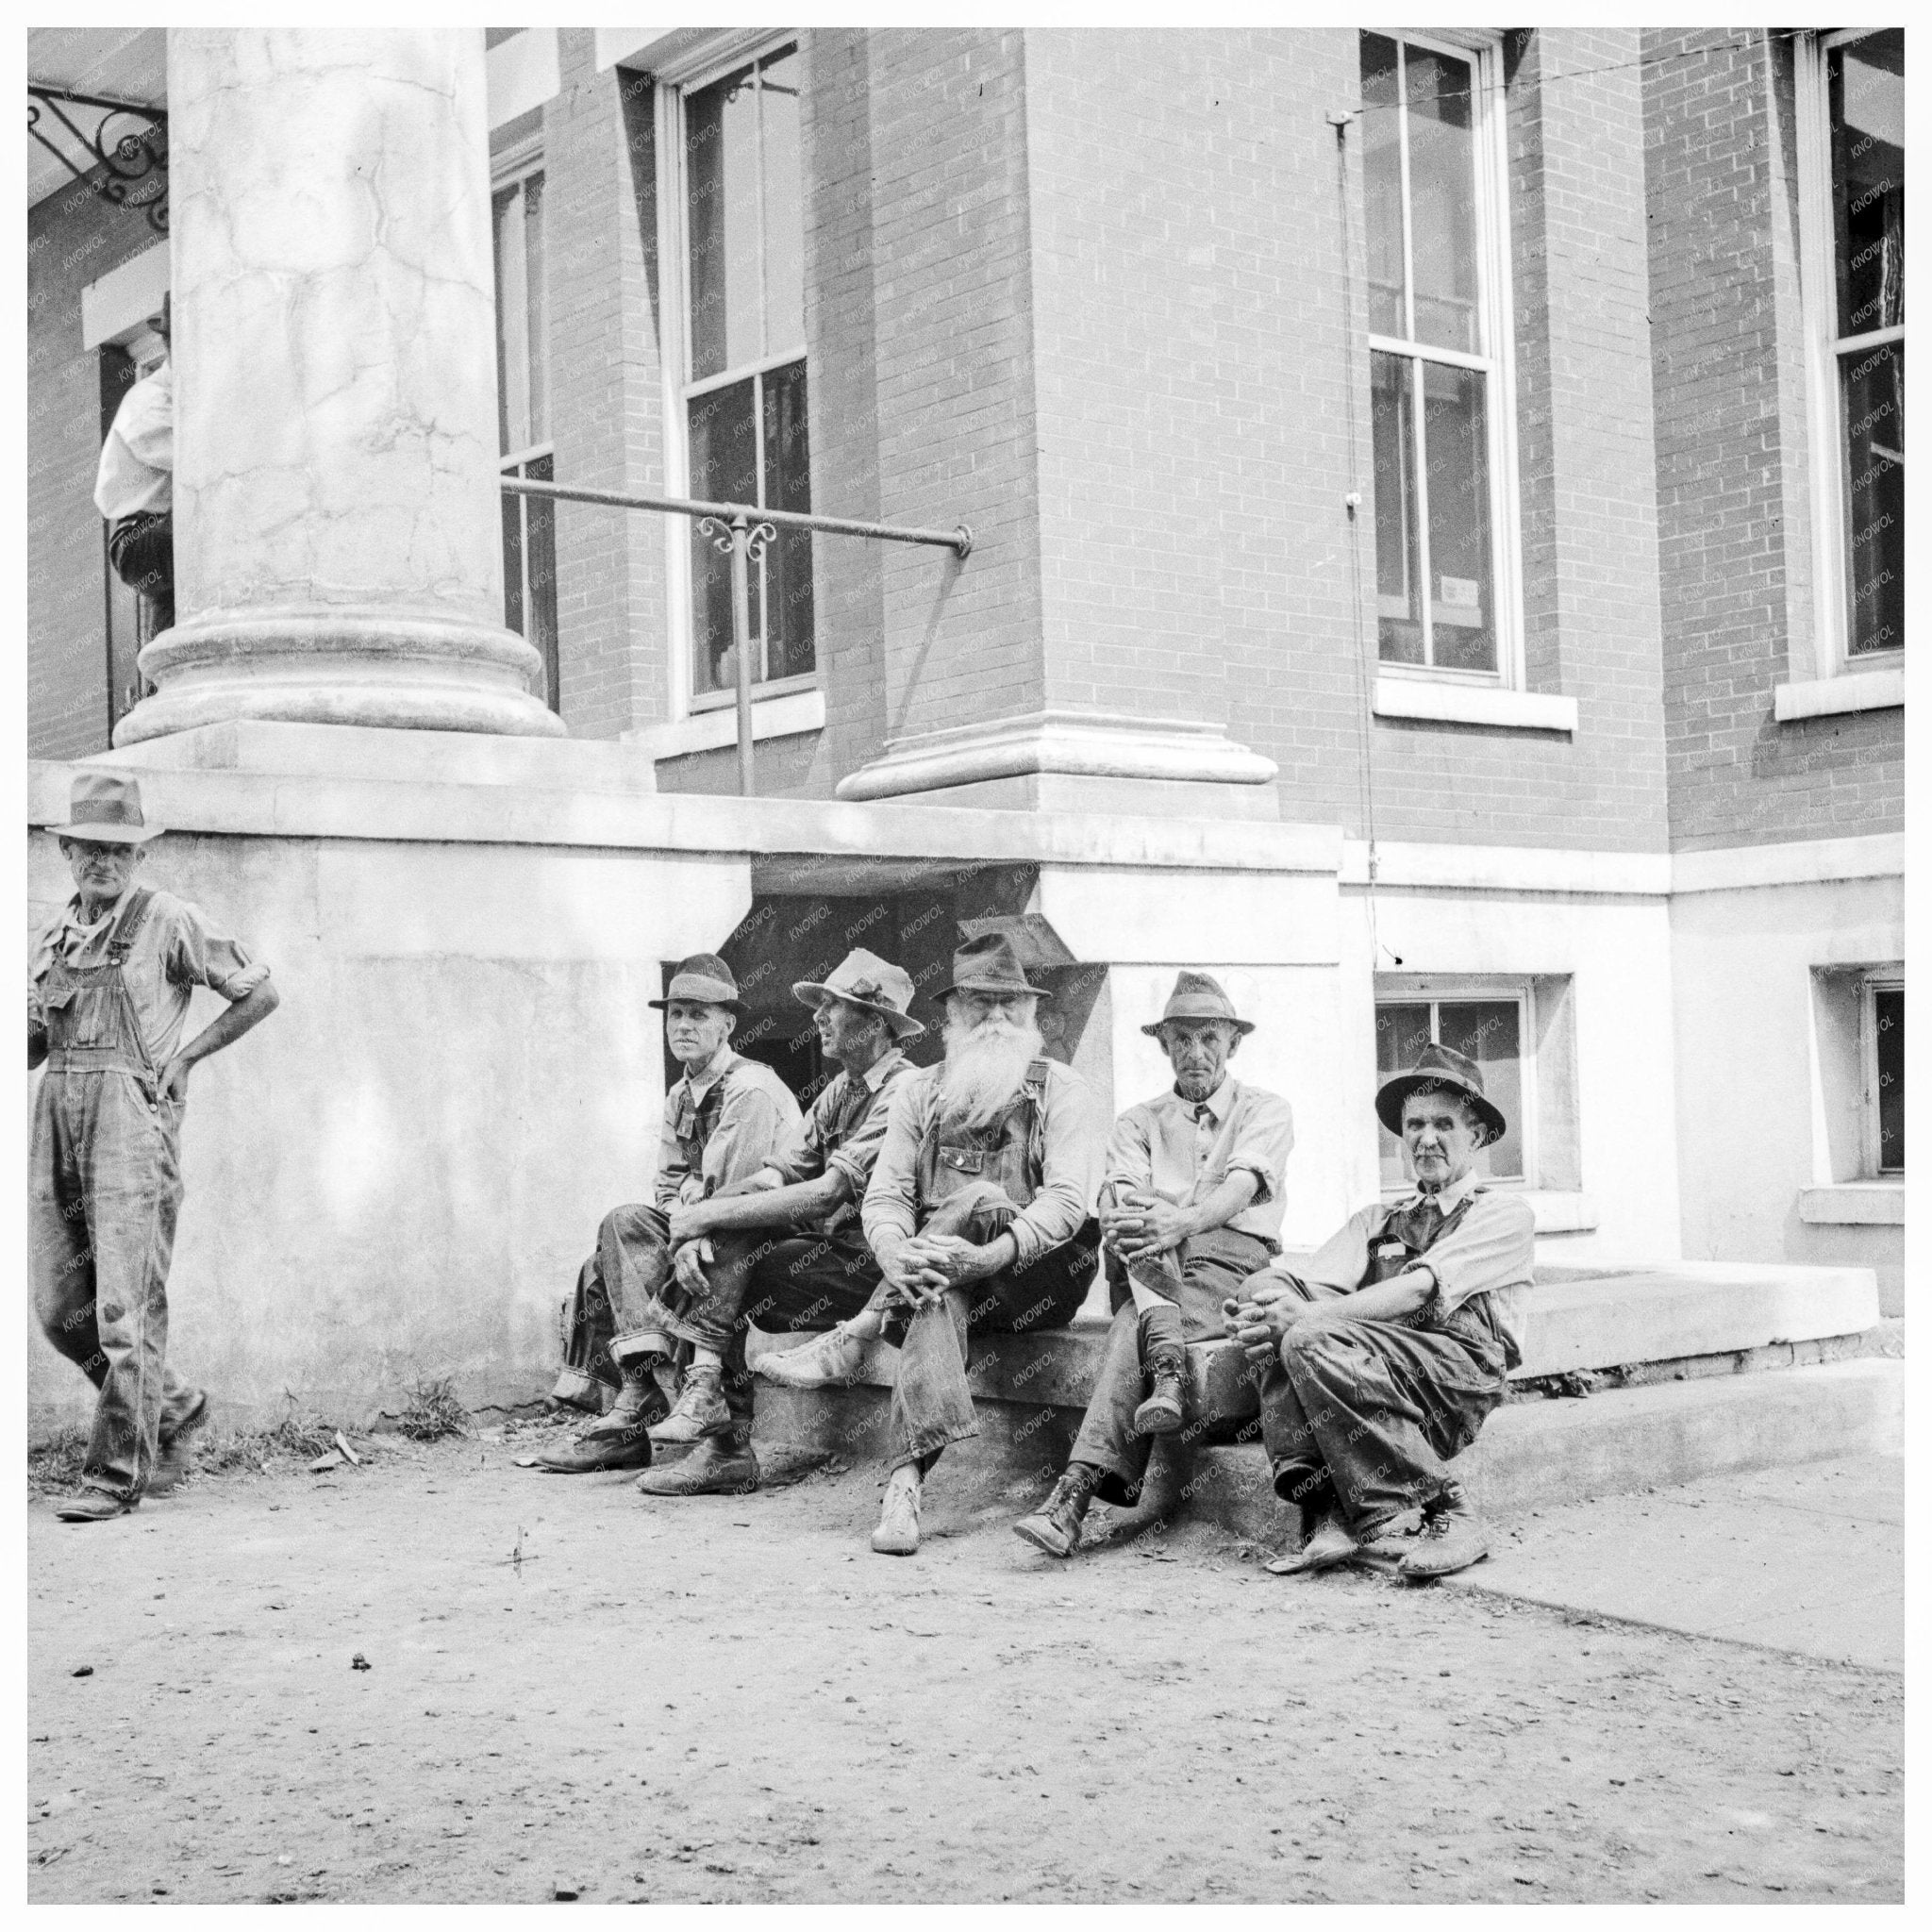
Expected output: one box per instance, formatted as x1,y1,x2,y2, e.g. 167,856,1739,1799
28,84,169,235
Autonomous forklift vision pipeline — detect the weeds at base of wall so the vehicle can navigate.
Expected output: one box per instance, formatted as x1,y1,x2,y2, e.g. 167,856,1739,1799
26,1398,364,1491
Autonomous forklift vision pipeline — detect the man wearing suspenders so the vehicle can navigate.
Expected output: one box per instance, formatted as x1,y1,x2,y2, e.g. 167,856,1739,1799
29,774,280,1522
1229,1042,1534,1581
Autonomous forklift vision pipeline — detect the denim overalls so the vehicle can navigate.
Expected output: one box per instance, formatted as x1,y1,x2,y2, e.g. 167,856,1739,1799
30,887,198,1501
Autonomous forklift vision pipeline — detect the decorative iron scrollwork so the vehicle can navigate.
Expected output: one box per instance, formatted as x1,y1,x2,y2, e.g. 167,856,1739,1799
28,86,169,236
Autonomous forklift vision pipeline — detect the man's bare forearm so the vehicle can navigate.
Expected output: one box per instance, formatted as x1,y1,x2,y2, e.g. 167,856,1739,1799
178,978,279,1068
686,1169,850,1235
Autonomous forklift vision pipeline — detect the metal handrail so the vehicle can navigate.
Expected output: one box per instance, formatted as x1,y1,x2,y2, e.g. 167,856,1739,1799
500,475,971,796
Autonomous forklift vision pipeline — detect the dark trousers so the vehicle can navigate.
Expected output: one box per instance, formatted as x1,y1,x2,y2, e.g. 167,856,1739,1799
30,1069,204,1501
108,509,174,635
1067,1226,1276,1507
1257,1278,1510,1532
886,1188,1099,1474
552,1210,880,1441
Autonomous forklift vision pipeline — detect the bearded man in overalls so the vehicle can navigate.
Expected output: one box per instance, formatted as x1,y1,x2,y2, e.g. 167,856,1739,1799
1229,1042,1534,1581
28,774,279,1523
845,933,1102,1557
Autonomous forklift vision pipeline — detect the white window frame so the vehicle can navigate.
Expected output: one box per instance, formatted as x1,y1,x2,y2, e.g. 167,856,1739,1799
1363,27,1525,694
653,29,819,724
491,133,558,711
1792,29,1906,692
1374,977,1538,1195
1860,971,1904,1176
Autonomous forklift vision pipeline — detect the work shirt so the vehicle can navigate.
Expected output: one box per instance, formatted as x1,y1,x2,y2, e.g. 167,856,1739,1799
863,1058,1103,1272
762,1047,916,1232
653,1049,802,1212
93,362,174,521
28,887,269,1069
1102,1074,1295,1242
1286,1169,1535,1361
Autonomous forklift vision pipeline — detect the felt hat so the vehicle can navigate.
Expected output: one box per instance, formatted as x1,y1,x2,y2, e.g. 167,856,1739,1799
648,954,742,1011
1374,1041,1507,1143
51,772,165,844
1140,970,1256,1038
935,932,1054,1004
792,948,926,1041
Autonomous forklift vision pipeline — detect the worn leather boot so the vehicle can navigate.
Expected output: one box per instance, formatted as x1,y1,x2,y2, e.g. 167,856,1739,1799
56,1489,138,1523
1266,1504,1359,1574
1131,1301,1188,1437
146,1390,212,1497
1398,1483,1491,1581
535,1373,663,1474
634,1434,760,1497
754,1322,869,1390
650,1362,731,1445
871,1470,923,1556
1012,1464,1098,1558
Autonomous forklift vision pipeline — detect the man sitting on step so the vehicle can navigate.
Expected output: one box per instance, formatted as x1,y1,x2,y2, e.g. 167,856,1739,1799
1230,1042,1533,1582
762,933,1102,1557
1014,971,1294,1559
534,955,800,1480
628,949,924,1496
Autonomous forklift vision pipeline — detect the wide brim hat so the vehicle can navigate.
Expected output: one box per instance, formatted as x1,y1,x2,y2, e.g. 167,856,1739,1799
792,947,926,1041
647,953,743,1011
934,931,1054,1004
1375,1041,1507,1143
1140,970,1255,1038
51,771,165,844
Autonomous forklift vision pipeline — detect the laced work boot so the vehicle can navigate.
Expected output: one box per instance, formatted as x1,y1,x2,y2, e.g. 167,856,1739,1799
535,1372,662,1473
1398,1482,1491,1581
1012,1464,1098,1558
649,1361,731,1445
1131,1300,1188,1437
754,1321,868,1390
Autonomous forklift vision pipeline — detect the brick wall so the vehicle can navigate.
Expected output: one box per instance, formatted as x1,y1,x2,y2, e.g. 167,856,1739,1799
1643,28,1905,849
27,179,163,759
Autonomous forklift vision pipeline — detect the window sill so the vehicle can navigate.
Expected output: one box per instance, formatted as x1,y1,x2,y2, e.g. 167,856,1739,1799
624,687,824,760
1774,668,1904,722
1374,678,1577,734
1798,1181,1905,1226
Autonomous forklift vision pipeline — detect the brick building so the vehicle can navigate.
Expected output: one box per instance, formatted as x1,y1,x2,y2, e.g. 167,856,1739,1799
25,27,1904,1422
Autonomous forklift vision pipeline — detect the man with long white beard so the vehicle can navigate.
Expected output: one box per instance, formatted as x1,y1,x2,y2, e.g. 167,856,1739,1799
759,933,1102,1556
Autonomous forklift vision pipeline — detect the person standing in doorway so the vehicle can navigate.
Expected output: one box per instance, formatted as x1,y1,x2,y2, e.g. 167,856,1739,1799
95,291,175,636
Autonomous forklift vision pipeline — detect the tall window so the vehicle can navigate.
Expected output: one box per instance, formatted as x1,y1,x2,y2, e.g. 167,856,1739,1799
1802,30,1905,668
1375,991,1527,1191
678,42,814,701
492,156,559,710
1360,32,1517,681
1866,976,1904,1174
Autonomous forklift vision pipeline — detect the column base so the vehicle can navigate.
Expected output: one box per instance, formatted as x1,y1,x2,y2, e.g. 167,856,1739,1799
832,708,1279,815
113,608,566,746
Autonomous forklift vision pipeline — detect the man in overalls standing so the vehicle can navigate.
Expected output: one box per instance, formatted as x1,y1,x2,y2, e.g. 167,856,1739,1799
29,773,280,1523
850,934,1102,1557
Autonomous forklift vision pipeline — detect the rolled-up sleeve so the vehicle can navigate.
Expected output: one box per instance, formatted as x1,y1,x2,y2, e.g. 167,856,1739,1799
1419,1191,1536,1316
1098,1104,1154,1209
1224,1090,1295,1208
860,1076,930,1252
701,1073,803,1198
160,901,268,1003
824,1074,905,1196
763,1105,829,1189
1006,1069,1103,1271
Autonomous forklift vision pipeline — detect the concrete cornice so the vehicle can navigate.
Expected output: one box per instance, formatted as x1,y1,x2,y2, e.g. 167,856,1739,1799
1670,833,1906,893
1341,840,1674,897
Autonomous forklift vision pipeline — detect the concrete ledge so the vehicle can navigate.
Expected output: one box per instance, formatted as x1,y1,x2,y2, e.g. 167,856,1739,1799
1800,1183,1907,1226
1671,831,1904,893
1774,668,1904,722
1373,678,1577,734
625,687,824,759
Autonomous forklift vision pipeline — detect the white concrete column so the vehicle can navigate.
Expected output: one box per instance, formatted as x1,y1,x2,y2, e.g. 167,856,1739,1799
116,28,562,744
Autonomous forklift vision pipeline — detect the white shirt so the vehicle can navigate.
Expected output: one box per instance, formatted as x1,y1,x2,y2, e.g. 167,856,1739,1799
94,361,174,521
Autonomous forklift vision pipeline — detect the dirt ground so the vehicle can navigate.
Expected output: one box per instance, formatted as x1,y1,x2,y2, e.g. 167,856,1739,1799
27,1424,1904,1906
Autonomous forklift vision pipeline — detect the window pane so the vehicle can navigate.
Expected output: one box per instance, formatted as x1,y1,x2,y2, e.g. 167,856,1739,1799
761,358,814,681
688,379,758,694
1840,340,1905,657
1438,1000,1523,1180
1404,44,1481,355
526,452,558,710
758,47,806,358
492,180,529,455
1375,1002,1435,1191
500,474,524,636
1373,352,1424,664
523,172,548,447
686,62,761,381
1830,31,1904,341
1874,986,1903,1173
1422,359,1495,672
1360,34,1406,338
